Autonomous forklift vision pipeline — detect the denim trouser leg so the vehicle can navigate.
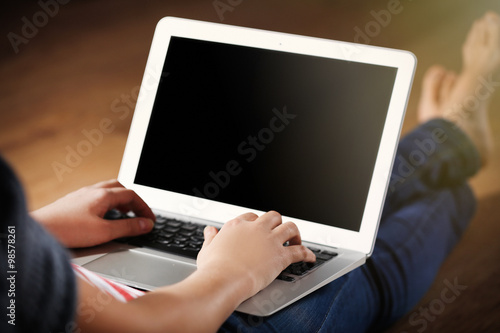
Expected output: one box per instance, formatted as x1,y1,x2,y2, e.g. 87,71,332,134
220,119,480,332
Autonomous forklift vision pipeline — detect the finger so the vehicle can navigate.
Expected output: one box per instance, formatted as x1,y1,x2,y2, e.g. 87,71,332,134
201,226,218,250
106,217,154,240
273,221,302,245
486,13,500,42
285,245,316,263
234,212,259,222
440,71,457,103
92,179,122,189
103,188,156,221
485,11,500,27
257,211,283,229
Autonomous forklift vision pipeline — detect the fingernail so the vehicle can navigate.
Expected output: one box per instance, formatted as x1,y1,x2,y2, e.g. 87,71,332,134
204,226,215,235
139,219,153,231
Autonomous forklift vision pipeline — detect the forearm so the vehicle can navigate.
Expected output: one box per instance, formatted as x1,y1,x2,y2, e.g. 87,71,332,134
30,206,68,245
134,269,252,333
77,269,252,333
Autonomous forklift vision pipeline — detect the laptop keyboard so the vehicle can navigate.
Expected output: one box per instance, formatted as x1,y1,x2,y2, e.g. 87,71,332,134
108,210,338,282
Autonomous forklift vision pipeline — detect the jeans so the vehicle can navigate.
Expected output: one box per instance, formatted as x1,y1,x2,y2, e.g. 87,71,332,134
220,119,480,332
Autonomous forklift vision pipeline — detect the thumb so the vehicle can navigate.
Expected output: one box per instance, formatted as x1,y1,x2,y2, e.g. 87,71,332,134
108,217,154,239
201,226,218,249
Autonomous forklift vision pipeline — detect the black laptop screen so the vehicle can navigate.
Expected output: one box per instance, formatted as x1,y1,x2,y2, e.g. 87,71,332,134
134,36,398,232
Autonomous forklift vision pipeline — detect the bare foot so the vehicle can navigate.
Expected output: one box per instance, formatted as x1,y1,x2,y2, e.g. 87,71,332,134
418,11,500,166
462,11,500,78
417,65,456,123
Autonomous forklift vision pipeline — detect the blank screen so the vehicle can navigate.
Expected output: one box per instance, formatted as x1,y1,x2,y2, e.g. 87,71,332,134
134,36,397,232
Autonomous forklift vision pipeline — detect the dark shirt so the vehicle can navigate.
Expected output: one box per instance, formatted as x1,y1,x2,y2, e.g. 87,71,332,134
0,156,76,333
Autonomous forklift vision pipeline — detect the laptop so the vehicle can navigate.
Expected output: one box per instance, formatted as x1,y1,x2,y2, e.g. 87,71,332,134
73,17,416,316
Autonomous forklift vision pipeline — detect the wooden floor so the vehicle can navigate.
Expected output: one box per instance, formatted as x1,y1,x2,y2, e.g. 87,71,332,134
1,0,500,331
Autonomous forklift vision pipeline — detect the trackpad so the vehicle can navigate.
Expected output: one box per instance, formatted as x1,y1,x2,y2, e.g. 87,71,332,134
82,249,197,290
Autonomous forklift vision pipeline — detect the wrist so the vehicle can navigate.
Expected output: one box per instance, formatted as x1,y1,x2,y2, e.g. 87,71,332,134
135,267,255,332
192,265,256,306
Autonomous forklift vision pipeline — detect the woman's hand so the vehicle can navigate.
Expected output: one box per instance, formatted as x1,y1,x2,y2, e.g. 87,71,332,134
197,211,316,299
31,180,155,248
76,212,314,333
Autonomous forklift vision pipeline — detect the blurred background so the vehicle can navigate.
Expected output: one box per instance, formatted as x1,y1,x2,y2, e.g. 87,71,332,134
1,0,500,209
1,1,499,331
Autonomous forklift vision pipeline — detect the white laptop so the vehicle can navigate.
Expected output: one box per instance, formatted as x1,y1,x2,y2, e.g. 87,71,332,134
73,17,416,316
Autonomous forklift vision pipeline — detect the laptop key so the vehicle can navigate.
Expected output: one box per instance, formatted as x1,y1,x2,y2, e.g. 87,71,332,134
180,230,195,237
316,252,337,261
163,226,180,233
155,216,168,224
153,223,166,230
182,247,201,257
181,224,198,231
186,243,201,251
188,240,203,246
321,250,338,258
104,209,127,220
166,221,182,228
282,250,335,277
276,274,295,282
168,243,186,249
158,231,174,238
307,247,321,253
191,236,204,242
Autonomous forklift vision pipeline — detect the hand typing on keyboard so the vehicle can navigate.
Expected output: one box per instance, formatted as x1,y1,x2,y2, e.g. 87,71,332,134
31,179,155,248
31,179,319,331
115,212,337,283
113,209,318,301
196,211,316,299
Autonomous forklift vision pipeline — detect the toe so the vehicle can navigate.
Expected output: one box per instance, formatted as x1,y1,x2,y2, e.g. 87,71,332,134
485,11,500,23
422,65,447,101
485,12,500,46
439,71,457,104
418,66,447,123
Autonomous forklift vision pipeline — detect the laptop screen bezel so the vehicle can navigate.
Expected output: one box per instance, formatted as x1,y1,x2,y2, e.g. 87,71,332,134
118,17,416,256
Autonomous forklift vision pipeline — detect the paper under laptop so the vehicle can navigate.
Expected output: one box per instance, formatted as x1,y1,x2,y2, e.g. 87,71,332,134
73,17,416,316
